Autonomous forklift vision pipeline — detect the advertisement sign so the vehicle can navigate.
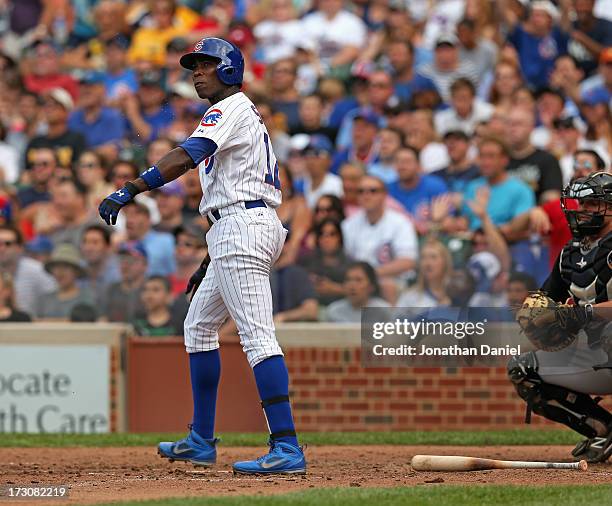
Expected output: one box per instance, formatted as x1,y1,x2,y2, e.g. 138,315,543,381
0,345,110,433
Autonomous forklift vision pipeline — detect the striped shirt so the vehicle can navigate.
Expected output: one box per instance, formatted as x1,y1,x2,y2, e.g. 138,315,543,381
417,61,480,102
12,256,57,312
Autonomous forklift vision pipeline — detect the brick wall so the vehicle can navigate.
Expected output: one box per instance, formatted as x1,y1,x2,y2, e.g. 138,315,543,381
284,347,612,432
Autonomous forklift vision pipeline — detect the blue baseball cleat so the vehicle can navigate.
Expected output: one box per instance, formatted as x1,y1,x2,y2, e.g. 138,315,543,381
233,440,306,475
158,427,218,466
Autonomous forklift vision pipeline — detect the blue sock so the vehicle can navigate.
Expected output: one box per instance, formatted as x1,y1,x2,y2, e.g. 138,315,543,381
252,355,298,447
189,350,221,440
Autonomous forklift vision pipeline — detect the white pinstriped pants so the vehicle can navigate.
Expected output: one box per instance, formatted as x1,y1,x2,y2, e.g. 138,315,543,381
184,206,286,367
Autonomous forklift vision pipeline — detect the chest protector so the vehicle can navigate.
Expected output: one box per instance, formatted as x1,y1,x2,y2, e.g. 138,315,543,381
559,232,612,304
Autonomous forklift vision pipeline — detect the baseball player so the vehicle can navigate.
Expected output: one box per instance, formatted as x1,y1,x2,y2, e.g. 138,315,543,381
99,38,306,474
508,171,612,463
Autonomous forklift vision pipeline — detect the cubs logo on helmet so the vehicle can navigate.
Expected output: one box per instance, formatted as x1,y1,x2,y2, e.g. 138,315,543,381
201,109,223,127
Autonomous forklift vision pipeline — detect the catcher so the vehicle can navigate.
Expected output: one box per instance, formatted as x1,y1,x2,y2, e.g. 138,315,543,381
509,171,612,463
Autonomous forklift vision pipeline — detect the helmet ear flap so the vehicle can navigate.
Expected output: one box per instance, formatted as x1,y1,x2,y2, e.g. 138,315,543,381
216,64,235,85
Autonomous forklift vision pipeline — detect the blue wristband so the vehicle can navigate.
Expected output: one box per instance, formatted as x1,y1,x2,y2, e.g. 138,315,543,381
141,165,165,190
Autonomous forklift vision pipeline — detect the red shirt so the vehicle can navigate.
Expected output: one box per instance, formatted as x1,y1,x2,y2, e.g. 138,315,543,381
542,198,575,267
168,274,188,297
24,74,79,101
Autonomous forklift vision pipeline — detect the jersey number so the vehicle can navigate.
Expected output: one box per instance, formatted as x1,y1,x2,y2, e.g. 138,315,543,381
263,133,281,190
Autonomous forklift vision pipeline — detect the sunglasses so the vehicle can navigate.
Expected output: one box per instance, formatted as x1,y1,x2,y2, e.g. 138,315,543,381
32,161,52,168
315,206,333,213
358,187,383,195
0,240,16,246
303,149,328,157
574,161,594,171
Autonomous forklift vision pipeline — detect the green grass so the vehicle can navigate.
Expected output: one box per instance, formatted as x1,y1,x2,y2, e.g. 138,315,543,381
93,485,612,506
0,429,580,448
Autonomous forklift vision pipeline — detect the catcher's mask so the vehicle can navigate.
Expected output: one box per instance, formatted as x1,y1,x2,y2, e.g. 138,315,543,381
561,172,612,239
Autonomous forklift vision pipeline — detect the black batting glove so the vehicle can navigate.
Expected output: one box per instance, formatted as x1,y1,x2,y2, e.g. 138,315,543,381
185,253,211,301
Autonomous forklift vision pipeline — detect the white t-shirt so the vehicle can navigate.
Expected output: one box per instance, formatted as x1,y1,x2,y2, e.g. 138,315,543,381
420,142,450,173
325,297,391,323
303,173,344,208
0,142,19,184
434,99,494,136
595,0,612,21
301,10,367,64
253,19,303,63
394,289,439,318
342,209,418,267
420,0,466,49
188,92,282,215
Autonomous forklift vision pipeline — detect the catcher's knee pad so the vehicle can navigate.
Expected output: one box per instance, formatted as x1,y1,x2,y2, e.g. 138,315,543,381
508,352,612,438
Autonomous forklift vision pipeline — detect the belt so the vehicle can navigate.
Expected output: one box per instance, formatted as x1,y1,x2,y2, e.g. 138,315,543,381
207,199,267,226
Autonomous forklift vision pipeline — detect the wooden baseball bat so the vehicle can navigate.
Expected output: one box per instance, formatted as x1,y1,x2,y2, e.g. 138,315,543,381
411,455,588,472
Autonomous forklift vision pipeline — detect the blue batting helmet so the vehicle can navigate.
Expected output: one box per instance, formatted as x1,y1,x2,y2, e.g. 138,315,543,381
179,37,244,86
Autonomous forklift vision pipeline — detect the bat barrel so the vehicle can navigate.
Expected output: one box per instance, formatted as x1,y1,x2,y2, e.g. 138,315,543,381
411,455,494,471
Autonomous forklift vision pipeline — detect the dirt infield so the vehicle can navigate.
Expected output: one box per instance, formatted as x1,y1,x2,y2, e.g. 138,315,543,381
1,445,611,505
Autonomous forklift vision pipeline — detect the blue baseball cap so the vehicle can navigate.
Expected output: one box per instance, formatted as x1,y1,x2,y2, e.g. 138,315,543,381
79,70,106,85
106,34,130,51
25,236,53,254
581,87,611,106
302,134,334,156
353,108,382,127
118,241,148,260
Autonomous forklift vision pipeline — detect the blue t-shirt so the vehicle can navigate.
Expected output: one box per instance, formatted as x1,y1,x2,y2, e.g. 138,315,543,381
141,230,176,276
126,103,175,143
271,100,300,132
463,176,535,230
328,97,360,129
104,69,139,99
17,187,50,209
394,74,437,103
387,175,448,215
507,25,568,89
68,107,126,148
368,161,399,184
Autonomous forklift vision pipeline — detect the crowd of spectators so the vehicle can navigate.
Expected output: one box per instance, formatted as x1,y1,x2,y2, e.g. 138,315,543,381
0,0,611,332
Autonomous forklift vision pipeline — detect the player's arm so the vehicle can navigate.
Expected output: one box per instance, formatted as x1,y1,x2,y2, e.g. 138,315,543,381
376,258,416,278
99,138,217,225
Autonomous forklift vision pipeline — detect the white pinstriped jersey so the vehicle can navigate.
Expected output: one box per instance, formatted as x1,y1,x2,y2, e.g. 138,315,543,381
188,92,282,215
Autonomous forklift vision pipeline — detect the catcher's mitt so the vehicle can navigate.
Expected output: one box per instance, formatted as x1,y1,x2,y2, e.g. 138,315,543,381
515,291,589,352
